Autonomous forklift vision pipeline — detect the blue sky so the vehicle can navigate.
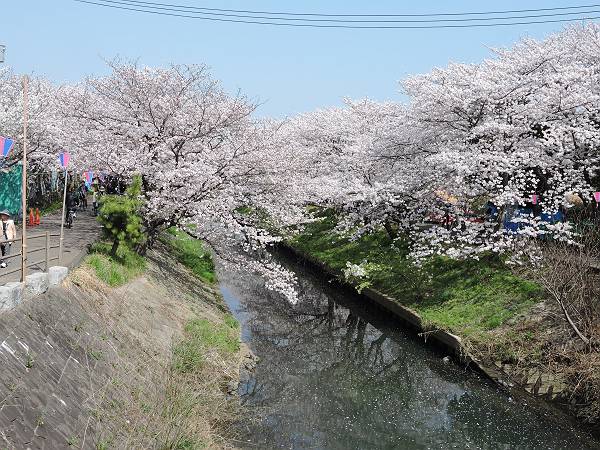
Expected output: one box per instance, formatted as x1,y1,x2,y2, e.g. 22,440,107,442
1,1,595,117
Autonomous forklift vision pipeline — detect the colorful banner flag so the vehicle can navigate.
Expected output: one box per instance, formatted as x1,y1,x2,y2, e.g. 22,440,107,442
59,152,70,168
594,192,600,203
0,136,14,157
531,194,538,205
84,170,93,188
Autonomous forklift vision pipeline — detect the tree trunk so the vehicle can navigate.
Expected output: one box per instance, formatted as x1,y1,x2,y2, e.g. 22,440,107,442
136,240,148,256
556,295,590,347
111,239,119,257
383,220,397,240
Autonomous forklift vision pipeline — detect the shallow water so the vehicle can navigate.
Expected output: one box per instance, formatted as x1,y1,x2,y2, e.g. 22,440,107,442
219,254,600,450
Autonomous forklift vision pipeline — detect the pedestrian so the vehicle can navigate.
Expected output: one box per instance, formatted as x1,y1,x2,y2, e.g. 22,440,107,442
79,181,88,210
0,210,17,269
92,188,99,216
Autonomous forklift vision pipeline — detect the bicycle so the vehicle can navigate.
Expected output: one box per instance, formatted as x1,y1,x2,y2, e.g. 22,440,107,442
66,208,76,229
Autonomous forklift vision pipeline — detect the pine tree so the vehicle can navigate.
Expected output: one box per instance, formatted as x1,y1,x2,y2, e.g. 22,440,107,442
97,175,144,256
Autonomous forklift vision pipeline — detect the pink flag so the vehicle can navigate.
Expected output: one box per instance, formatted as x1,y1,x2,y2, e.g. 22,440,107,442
0,136,14,157
59,152,70,168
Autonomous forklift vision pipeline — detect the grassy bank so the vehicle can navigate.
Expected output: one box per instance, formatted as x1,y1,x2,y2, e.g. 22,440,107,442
173,316,240,374
76,234,241,448
291,214,542,342
163,314,240,449
161,228,216,283
40,199,63,216
86,242,147,286
86,227,216,287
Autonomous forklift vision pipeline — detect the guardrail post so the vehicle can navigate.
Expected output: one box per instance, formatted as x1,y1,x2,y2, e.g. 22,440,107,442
45,231,50,271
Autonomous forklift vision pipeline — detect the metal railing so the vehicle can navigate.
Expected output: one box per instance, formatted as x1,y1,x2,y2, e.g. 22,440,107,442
1,232,61,280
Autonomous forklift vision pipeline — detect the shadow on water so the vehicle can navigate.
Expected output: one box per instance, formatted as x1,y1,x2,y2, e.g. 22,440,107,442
219,252,600,450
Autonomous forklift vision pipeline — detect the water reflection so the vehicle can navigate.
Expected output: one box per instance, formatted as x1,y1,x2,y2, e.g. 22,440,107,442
219,256,599,450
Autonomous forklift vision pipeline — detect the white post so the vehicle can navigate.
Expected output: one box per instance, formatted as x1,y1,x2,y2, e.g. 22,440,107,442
59,169,68,264
20,75,28,282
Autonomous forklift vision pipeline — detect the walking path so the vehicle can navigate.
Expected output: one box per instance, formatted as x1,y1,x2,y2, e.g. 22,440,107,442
0,207,102,284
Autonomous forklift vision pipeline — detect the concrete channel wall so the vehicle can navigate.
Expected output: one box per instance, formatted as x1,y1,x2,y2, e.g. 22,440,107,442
0,267,69,312
280,243,559,398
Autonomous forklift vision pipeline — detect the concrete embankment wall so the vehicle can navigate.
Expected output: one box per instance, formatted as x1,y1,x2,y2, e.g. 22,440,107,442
0,249,226,449
279,243,567,405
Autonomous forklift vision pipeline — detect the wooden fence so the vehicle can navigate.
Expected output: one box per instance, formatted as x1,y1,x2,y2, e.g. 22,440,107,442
1,232,61,280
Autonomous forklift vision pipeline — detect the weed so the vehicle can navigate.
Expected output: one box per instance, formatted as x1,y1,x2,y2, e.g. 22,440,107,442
173,319,238,374
175,437,207,449
90,350,103,361
164,313,241,448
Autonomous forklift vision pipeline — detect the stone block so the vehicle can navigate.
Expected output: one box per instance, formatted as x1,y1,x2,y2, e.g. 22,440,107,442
0,286,12,311
24,272,49,298
48,266,69,287
0,282,24,311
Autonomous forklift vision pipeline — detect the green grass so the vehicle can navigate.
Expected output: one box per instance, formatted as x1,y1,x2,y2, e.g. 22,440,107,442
175,437,207,450
173,318,239,374
223,313,239,330
162,229,216,283
40,200,63,216
290,213,543,340
86,242,147,287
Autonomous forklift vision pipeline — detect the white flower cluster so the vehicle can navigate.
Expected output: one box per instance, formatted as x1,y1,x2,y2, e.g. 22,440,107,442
343,261,368,280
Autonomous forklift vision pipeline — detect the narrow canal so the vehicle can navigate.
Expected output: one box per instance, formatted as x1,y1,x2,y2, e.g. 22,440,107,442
219,253,600,450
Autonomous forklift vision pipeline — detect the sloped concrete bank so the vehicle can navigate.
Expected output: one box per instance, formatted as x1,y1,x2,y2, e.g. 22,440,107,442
279,243,592,429
0,247,243,449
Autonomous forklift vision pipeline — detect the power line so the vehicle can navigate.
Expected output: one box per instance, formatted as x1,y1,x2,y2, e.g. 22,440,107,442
73,0,600,29
84,0,600,24
76,0,600,18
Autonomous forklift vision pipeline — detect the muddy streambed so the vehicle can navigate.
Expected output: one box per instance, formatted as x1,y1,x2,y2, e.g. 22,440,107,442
219,253,600,450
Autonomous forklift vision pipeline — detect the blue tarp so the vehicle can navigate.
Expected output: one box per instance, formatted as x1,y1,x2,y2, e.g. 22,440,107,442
0,163,22,219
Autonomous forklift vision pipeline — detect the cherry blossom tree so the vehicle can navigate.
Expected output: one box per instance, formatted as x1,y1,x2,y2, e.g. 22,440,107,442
401,24,600,260
0,68,61,170
277,24,600,264
60,60,305,301
4,24,600,301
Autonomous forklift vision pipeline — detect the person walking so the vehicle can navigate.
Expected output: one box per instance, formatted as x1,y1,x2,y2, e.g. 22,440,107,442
0,210,17,269
78,181,88,210
91,187,99,216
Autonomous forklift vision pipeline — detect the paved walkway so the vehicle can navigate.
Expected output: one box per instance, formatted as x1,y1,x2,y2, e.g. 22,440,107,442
0,207,102,284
